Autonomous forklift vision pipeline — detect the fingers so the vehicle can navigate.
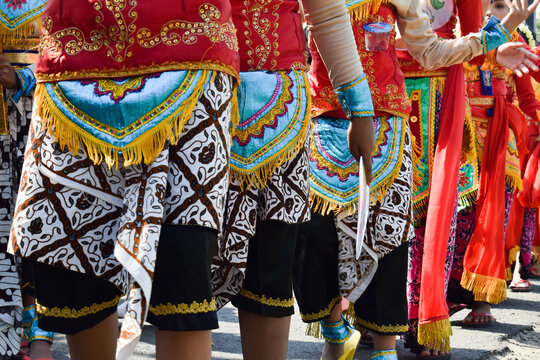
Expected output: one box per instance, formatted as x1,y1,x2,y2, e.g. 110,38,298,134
523,58,539,73
523,48,540,63
529,0,540,14
349,144,360,162
514,68,524,77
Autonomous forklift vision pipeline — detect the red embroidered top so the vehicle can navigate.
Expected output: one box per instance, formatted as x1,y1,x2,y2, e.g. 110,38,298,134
232,0,308,72
310,4,411,119
397,0,483,77
37,0,240,81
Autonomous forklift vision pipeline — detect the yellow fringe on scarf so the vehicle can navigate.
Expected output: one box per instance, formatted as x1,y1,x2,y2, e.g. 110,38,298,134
230,84,311,190
460,269,507,305
418,318,452,353
35,71,219,168
505,246,520,281
0,18,41,45
348,0,390,20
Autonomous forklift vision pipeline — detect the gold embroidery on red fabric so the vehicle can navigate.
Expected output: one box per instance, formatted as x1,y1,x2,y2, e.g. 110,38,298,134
355,12,411,118
137,3,237,50
242,0,280,70
40,0,138,63
40,2,237,63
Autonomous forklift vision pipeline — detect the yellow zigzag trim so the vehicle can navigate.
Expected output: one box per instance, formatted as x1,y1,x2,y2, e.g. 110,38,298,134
35,71,229,168
354,317,408,334
301,295,342,323
239,289,294,308
418,318,453,353
460,269,507,305
230,73,311,190
149,298,216,316
36,296,121,319
311,117,407,215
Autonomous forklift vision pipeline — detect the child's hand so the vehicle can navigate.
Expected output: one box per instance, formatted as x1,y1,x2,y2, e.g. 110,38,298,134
348,117,375,185
496,42,539,77
501,0,540,35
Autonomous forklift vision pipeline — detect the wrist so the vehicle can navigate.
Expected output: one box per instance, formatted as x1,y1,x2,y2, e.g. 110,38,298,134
335,74,375,119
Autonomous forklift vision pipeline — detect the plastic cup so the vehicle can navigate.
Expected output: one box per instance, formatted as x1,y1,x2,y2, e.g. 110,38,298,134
362,22,392,52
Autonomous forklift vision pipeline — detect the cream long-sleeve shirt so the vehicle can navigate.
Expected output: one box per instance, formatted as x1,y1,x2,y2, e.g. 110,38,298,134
394,0,485,69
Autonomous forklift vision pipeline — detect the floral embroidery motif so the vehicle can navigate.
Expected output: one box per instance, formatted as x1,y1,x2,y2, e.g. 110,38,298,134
4,0,26,10
40,0,138,63
149,298,217,316
81,74,159,104
242,0,280,70
137,3,237,50
36,296,121,319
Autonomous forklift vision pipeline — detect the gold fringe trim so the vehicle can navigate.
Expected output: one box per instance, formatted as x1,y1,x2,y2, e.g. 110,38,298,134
310,191,358,216
508,246,520,267
413,198,428,225
149,298,216,316
238,289,295,308
418,318,453,353
0,17,41,45
348,0,391,21
230,78,311,190
458,190,478,209
36,296,121,319
305,321,323,339
35,71,214,168
460,269,507,305
301,295,342,323
231,124,308,190
506,172,523,192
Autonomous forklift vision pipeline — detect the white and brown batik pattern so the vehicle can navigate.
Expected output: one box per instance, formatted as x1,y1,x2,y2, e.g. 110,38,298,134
9,72,234,357
336,131,414,303
0,94,32,357
212,136,311,309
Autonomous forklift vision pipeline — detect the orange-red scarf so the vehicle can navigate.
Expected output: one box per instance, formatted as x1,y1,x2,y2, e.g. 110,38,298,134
462,97,527,304
417,65,464,352
505,125,540,277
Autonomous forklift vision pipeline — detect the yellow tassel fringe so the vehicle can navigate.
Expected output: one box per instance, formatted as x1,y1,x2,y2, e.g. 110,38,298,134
418,318,452,353
230,125,308,190
0,18,41,45
310,192,358,216
305,321,323,339
348,0,390,21
35,71,216,168
458,190,478,209
460,269,507,305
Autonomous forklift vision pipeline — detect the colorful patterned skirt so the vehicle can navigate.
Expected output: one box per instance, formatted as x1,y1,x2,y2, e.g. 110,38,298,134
0,94,32,358
212,70,311,316
9,71,234,358
294,114,413,335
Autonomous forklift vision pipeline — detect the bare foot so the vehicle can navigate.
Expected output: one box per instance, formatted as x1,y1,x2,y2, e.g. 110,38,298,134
419,346,449,358
462,301,495,326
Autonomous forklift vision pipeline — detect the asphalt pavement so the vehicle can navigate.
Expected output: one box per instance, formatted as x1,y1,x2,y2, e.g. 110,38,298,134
50,277,540,359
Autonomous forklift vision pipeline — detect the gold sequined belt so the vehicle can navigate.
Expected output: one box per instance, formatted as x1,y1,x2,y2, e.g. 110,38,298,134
468,96,496,107
4,52,39,67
